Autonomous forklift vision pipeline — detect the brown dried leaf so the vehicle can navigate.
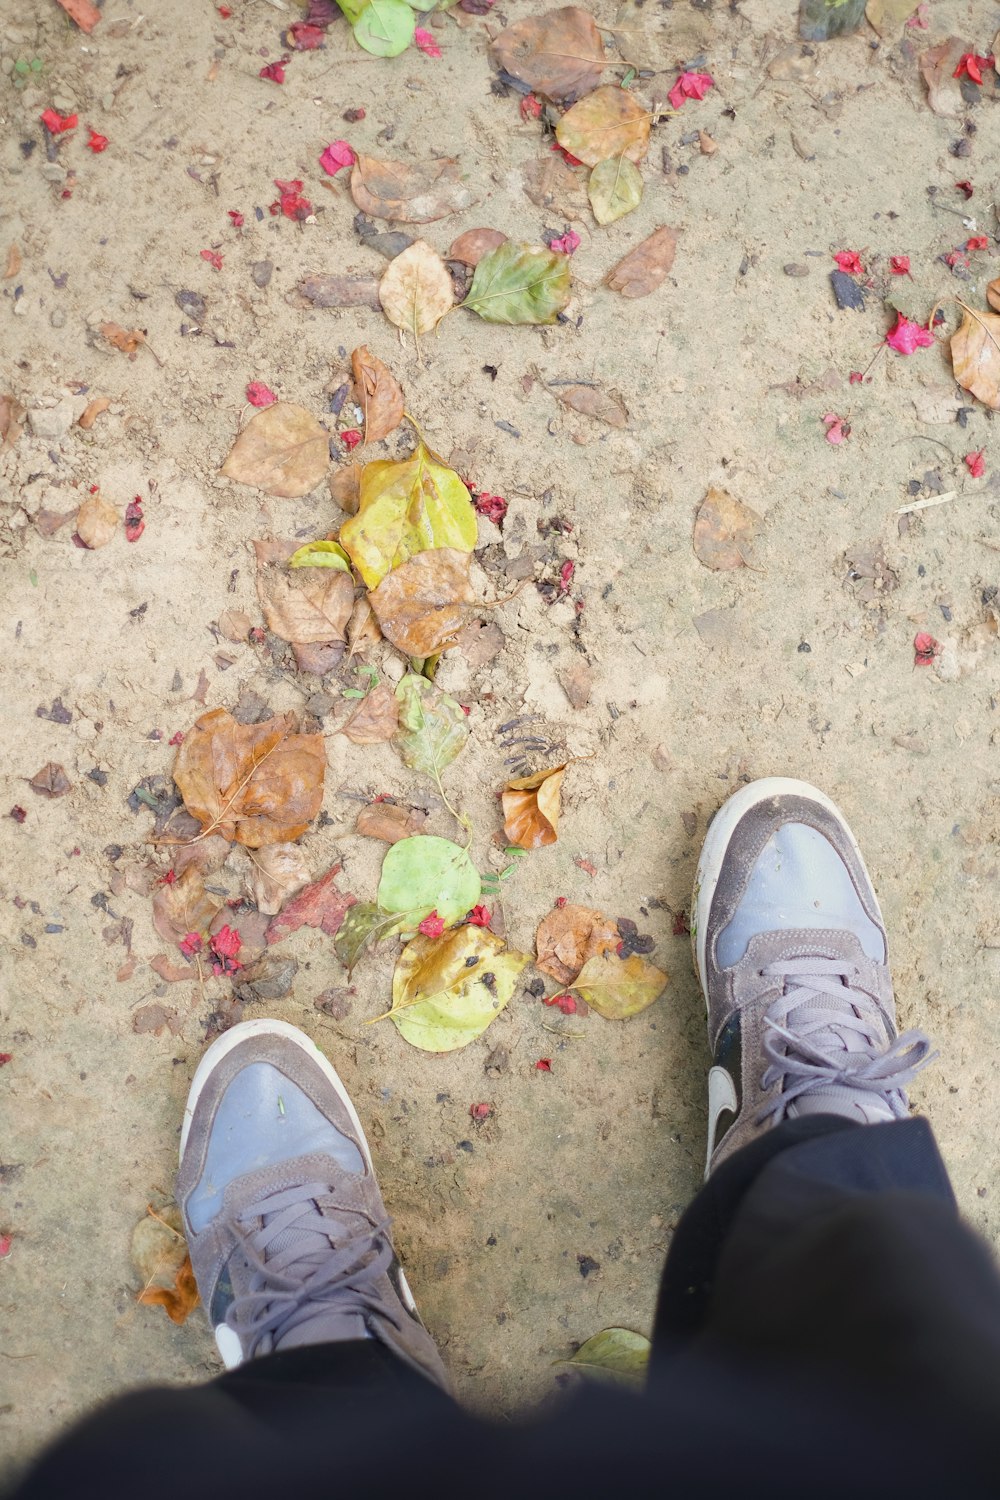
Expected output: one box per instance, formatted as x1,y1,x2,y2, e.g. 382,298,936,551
294,273,381,309
379,241,455,338
132,1206,199,1325
257,567,355,645
99,321,146,356
502,764,566,850
350,345,404,443
222,403,329,499
448,229,508,267
149,953,197,983
170,832,231,878
3,242,21,280
78,395,112,429
75,491,118,549
132,1002,185,1036
152,864,224,947
350,153,478,224
536,902,620,985
454,618,504,670
555,85,650,166
693,487,759,571
523,155,587,222
987,278,1000,314
172,707,325,847
368,548,475,658
919,36,968,117
356,801,427,843
266,864,356,943
951,302,1000,410
553,384,629,428
35,508,75,536
606,226,677,299
29,762,71,798
341,682,399,744
491,6,605,103
217,609,252,643
138,1253,199,1325
346,595,381,655
246,842,311,916
0,394,26,450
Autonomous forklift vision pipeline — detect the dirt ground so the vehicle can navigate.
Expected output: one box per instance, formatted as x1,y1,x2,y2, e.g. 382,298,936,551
3,0,1000,1476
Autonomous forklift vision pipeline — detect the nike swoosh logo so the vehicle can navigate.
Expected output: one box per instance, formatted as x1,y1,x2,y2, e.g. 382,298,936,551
705,1064,739,1175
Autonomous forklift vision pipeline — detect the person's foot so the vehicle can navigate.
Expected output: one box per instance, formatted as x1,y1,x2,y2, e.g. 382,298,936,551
176,1018,449,1387
692,778,933,1176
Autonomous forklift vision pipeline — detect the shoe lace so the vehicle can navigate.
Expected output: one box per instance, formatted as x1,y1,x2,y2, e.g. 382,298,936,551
755,956,934,1124
219,1178,396,1358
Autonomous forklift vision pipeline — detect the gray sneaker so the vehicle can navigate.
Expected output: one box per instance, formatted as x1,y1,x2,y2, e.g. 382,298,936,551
692,778,933,1177
176,1018,449,1388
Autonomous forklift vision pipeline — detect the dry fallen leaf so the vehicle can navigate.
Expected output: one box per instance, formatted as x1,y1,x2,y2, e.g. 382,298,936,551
454,617,505,670
693,487,760,571
138,1252,199,1324
341,682,399,744
330,463,363,514
152,864,224,947
217,608,252,643
0,393,26,451
78,395,112,429
350,153,478,224
502,764,566,849
553,383,629,429
490,6,605,103
573,949,667,1019
75,491,118,549
172,708,325,847
29,762,72,798
368,548,476,657
99,321,146,357
606,226,677,299
951,301,1000,410
345,596,382,661
535,902,620,985
351,345,404,443
257,566,355,646
246,842,312,916
149,953,196,983
132,1002,184,1036
294,273,382,310
523,154,587,222
266,864,356,943
379,241,455,340
919,36,968,117
356,802,427,843
4,243,22,280
132,1205,200,1326
865,0,914,36
988,279,1000,314
448,229,508,267
555,86,650,167
222,403,330,499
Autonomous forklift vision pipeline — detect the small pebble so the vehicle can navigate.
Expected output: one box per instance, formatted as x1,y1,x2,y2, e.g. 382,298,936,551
252,259,273,288
784,263,810,277
50,308,66,328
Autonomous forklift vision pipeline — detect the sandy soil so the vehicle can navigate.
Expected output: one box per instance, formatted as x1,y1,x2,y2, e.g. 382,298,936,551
3,0,1000,1475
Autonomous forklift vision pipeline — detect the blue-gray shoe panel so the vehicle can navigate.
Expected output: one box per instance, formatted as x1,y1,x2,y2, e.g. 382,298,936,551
186,1062,365,1232
716,823,885,969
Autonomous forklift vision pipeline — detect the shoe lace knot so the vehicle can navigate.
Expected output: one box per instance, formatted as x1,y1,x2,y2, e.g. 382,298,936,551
755,956,934,1124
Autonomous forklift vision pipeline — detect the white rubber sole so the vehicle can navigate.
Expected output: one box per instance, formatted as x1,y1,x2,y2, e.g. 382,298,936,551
179,1018,419,1367
692,777,881,1006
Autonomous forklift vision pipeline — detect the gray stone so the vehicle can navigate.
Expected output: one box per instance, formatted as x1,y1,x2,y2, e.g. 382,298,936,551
28,400,74,440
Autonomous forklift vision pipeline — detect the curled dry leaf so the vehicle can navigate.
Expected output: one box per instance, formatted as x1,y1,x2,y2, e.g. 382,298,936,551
76,491,118,549
351,345,404,443
919,36,968,117
573,949,667,1019
222,403,330,499
339,443,477,589
951,302,1000,410
330,463,363,514
536,902,619,985
172,707,325,847
555,86,650,168
99,321,146,356
346,594,382,655
379,240,455,339
606,226,677,299
132,1206,200,1326
78,395,112,429
0,393,26,450
356,801,427,843
246,841,311,916
149,953,197,983
265,864,356,943
350,153,478,224
294,273,381,310
988,279,1000,314
257,566,355,644
152,864,223,947
387,927,530,1052
502,764,566,849
29,762,72,798
341,681,399,744
368,547,476,657
490,6,605,103
553,383,629,429
693,487,759,571
448,229,508,267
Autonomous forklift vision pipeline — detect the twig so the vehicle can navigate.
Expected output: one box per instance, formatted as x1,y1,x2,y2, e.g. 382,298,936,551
896,489,959,515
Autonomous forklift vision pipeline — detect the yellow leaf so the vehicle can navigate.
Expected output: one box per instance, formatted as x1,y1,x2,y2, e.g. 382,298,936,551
339,443,477,589
555,85,650,167
502,764,566,849
387,927,530,1052
573,949,667,1019
379,240,455,340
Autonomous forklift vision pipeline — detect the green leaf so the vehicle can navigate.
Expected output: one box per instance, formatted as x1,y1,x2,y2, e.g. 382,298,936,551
403,0,438,10
336,0,370,21
388,927,530,1052
559,1328,651,1387
289,539,353,573
339,443,477,589
353,0,415,55
334,901,403,974
588,156,643,226
461,241,572,326
573,950,667,1019
393,674,469,781
377,835,481,927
